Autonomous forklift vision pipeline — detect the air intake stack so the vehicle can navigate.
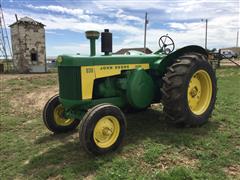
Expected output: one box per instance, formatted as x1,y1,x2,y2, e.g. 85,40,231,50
85,31,100,56
101,29,112,55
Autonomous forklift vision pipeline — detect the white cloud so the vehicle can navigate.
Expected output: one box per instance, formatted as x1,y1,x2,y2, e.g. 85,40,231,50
51,41,107,56
121,13,239,51
168,23,187,30
25,5,91,21
115,9,143,23
93,0,168,10
4,8,142,34
2,0,239,56
45,30,63,35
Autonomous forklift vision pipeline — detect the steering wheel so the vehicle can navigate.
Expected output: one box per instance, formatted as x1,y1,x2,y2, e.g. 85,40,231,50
158,35,175,54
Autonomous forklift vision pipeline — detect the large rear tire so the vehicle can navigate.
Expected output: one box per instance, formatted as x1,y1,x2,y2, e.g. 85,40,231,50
161,53,217,126
43,95,80,133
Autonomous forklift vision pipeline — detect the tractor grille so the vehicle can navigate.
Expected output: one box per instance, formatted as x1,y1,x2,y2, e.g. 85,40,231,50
58,66,82,100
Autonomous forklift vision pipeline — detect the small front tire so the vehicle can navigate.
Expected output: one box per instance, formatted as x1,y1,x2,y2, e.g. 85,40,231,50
43,95,80,133
79,104,127,155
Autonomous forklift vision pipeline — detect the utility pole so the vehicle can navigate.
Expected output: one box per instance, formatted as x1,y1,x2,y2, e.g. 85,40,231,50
236,29,239,47
144,12,148,52
201,19,208,50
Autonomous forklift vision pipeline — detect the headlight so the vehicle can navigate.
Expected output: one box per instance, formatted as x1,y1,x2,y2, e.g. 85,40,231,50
57,56,63,64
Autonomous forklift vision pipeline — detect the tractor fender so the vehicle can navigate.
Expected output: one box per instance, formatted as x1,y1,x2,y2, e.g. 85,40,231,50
157,45,207,76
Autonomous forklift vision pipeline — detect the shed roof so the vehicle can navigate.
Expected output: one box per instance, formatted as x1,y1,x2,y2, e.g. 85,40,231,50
9,16,45,27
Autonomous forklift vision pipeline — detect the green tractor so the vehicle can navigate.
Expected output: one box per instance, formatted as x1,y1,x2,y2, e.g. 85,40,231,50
43,29,217,155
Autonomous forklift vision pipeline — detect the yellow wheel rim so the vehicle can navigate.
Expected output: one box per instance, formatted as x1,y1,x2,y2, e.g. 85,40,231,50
187,70,212,115
53,105,74,126
93,116,120,148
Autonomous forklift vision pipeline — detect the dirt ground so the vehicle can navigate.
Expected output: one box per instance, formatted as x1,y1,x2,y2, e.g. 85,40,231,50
1,73,58,114
219,59,240,67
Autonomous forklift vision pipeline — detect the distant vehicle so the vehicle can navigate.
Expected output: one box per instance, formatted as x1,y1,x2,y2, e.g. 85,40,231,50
47,59,56,64
220,49,237,58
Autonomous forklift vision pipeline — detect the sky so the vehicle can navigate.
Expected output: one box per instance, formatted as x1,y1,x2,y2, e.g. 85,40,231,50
1,0,240,56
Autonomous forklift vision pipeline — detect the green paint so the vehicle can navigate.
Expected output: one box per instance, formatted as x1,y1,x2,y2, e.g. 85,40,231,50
95,77,119,98
126,69,154,109
57,54,163,67
90,39,96,56
58,66,81,99
57,45,207,119
60,96,127,119
85,31,100,56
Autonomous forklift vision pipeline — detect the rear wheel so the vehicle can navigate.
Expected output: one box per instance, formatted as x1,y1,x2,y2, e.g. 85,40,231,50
79,104,126,155
43,95,80,133
161,53,217,126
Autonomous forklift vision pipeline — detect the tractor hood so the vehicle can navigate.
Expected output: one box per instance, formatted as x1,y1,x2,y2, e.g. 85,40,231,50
56,54,164,67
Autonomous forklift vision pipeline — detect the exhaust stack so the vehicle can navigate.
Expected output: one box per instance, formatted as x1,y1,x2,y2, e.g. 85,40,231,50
101,29,112,55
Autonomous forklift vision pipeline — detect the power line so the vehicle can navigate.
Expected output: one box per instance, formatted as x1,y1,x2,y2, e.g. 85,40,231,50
0,4,12,57
0,3,15,72
0,17,8,59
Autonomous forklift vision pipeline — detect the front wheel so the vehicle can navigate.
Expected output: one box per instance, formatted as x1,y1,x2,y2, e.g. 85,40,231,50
161,53,217,126
43,95,80,133
79,104,126,155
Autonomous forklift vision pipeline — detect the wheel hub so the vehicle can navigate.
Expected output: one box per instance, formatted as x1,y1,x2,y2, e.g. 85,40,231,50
53,105,74,126
187,70,212,115
190,86,198,97
102,127,113,136
93,116,120,148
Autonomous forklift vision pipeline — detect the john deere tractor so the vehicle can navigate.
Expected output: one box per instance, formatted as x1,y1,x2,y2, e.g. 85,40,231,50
43,29,217,155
